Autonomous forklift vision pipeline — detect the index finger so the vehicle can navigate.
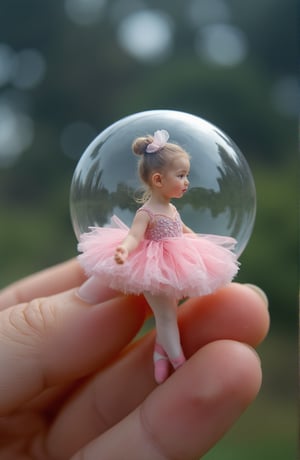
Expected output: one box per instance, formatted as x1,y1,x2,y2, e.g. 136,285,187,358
0,259,86,310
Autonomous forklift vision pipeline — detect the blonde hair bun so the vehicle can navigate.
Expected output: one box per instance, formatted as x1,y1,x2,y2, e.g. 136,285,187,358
132,136,152,156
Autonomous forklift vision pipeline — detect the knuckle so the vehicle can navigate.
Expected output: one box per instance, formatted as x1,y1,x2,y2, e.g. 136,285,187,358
8,297,57,341
139,405,175,460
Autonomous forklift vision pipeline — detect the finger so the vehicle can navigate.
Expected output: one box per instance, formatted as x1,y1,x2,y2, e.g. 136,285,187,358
45,283,269,458
0,290,147,414
0,259,86,310
70,340,262,460
181,282,269,354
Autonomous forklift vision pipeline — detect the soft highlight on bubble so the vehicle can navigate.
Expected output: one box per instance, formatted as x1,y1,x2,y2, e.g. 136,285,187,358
70,110,256,257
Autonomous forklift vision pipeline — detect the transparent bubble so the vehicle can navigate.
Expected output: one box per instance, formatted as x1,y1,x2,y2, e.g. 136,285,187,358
70,110,256,256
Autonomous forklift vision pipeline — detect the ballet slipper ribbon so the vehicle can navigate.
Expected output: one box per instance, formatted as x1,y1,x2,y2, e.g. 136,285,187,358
146,129,169,153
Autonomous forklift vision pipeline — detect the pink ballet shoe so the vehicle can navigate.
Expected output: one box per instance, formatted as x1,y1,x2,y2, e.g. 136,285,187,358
170,351,186,370
153,343,170,384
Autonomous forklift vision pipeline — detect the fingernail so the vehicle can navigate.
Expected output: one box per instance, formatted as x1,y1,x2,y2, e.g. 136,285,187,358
76,288,96,304
244,284,269,308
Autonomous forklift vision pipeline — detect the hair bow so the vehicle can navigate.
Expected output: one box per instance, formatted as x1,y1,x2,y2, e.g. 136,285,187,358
146,129,169,153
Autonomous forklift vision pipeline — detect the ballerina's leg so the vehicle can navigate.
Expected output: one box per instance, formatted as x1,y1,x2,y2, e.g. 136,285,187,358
77,275,119,304
144,292,186,374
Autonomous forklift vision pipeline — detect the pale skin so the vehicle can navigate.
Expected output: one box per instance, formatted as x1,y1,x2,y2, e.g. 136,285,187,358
114,155,194,365
114,155,192,264
0,259,269,459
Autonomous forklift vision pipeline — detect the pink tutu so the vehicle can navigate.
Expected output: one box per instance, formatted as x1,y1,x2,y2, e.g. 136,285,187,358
78,212,239,299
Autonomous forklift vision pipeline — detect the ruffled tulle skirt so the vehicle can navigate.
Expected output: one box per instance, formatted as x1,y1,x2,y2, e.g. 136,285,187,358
78,216,239,299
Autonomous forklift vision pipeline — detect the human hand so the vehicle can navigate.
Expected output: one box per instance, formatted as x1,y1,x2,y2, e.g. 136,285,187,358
0,260,269,460
114,245,128,264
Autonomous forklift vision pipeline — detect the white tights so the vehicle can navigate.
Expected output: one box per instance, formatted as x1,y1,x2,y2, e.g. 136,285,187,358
78,275,118,304
79,278,184,361
144,292,183,361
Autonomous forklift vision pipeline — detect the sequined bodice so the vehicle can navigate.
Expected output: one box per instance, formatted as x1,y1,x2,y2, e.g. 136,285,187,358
138,206,183,241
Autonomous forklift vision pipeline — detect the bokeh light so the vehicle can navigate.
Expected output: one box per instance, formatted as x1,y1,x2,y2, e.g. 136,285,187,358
0,104,34,167
187,0,231,26
109,0,146,23
11,49,46,90
271,75,299,117
0,44,15,87
196,23,248,66
117,9,173,61
60,121,98,160
64,0,106,26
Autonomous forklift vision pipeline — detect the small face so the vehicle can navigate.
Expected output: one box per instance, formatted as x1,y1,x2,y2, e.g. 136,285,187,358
161,155,190,199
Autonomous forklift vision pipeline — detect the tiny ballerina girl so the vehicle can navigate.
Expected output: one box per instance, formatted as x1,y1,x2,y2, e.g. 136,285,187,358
77,130,239,384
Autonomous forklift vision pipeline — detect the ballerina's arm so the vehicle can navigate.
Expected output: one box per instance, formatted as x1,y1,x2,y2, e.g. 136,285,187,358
114,211,150,264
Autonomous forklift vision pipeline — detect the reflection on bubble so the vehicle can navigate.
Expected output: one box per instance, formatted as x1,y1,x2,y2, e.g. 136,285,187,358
70,110,256,257
117,10,173,61
196,24,248,66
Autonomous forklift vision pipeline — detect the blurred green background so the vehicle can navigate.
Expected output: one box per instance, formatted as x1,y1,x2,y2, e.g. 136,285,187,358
0,0,297,458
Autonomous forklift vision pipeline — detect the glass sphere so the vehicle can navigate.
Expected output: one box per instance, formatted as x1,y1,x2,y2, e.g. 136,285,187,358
70,110,256,256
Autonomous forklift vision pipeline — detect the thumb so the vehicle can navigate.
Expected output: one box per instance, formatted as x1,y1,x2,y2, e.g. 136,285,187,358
0,289,146,414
